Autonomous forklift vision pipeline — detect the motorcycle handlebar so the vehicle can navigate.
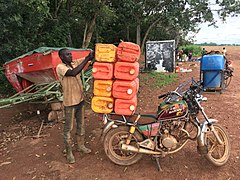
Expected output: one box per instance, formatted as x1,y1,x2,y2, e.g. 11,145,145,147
158,91,182,99
158,93,168,99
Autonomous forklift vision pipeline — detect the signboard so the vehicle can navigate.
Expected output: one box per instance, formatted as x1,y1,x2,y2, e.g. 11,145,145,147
145,40,175,72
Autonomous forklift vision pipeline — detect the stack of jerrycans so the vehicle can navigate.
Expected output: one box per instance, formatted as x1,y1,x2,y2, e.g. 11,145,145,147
91,42,140,115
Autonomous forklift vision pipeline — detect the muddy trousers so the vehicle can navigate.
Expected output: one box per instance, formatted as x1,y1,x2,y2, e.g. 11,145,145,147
64,101,86,146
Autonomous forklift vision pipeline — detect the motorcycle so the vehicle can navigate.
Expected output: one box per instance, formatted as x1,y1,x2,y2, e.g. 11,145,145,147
101,79,230,170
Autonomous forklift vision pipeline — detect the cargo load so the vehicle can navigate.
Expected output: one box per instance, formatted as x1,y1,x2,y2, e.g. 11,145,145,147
95,44,117,62
112,79,139,100
114,62,139,80
114,96,137,115
117,42,140,62
92,62,114,80
91,96,114,114
93,80,113,97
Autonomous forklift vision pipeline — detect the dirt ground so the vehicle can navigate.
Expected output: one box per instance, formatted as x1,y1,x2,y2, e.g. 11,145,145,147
0,46,240,180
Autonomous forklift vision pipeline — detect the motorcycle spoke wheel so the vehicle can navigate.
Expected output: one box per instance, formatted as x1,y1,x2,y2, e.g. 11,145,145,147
224,75,232,88
204,124,230,166
104,126,143,166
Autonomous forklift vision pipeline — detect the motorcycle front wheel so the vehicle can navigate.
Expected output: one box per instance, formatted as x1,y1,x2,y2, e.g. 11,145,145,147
104,126,144,166
204,124,230,166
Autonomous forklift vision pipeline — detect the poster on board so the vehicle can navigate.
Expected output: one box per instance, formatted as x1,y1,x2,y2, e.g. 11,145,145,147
145,40,175,72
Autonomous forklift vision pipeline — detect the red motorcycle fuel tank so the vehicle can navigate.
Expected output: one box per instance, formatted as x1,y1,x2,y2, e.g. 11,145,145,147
157,100,188,120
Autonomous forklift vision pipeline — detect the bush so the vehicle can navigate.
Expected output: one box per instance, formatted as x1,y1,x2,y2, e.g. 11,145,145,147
179,45,202,57
0,71,15,95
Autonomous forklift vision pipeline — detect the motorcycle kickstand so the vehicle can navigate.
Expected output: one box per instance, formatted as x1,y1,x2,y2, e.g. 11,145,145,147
154,157,163,172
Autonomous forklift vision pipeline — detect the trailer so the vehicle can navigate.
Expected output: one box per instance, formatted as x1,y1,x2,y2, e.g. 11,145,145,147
1,47,92,121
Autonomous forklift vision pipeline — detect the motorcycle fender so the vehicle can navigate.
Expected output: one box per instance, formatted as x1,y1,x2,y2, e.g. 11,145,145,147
101,121,118,141
197,119,218,147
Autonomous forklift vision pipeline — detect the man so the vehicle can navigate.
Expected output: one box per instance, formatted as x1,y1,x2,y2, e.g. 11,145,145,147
56,48,94,164
222,47,227,56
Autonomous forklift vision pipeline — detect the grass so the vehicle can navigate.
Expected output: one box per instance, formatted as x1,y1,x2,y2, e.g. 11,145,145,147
141,72,178,87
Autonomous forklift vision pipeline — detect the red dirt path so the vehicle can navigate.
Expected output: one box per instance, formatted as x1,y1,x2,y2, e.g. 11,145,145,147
0,46,240,179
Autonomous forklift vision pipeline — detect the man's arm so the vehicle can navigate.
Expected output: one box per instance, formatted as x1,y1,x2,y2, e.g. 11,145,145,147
65,51,94,77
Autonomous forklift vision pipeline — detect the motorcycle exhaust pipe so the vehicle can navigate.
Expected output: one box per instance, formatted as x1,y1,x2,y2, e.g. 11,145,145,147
121,144,161,155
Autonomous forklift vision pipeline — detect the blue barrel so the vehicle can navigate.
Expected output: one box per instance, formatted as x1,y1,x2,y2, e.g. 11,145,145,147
201,55,225,71
201,55,225,89
203,71,223,88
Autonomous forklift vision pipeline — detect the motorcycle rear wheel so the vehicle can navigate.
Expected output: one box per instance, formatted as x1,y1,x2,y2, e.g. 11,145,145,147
104,126,143,166
204,124,230,166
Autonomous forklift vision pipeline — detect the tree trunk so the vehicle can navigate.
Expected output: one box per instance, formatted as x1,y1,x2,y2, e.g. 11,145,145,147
68,33,73,47
82,22,88,47
54,0,63,18
82,14,97,48
67,0,72,14
140,18,161,53
136,24,141,46
81,0,106,48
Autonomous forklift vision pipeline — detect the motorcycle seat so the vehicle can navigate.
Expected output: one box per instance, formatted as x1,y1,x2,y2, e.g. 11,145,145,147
107,113,157,125
127,114,157,125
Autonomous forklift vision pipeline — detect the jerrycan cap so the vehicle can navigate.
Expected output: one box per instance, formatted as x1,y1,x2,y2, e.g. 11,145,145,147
92,67,97,73
129,69,135,75
129,105,135,111
127,89,133,94
107,103,113,109
106,87,112,92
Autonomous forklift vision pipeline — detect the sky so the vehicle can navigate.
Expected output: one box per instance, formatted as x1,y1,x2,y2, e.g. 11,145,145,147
191,1,240,45
194,16,240,45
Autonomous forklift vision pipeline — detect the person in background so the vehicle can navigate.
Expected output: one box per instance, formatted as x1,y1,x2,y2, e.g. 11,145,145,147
56,48,94,164
201,48,207,56
179,49,183,61
188,51,192,61
222,47,227,56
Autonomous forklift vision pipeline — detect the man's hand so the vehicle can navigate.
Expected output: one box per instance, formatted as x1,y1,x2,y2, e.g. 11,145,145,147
86,50,95,61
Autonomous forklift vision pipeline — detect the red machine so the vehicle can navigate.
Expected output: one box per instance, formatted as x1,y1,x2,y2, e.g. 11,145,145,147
3,47,91,92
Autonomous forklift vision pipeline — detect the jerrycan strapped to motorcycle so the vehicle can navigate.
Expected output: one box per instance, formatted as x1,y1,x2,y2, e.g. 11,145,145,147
95,44,117,62
93,80,113,97
114,95,137,115
117,41,141,62
114,62,139,80
91,96,114,114
112,78,139,100
92,62,114,80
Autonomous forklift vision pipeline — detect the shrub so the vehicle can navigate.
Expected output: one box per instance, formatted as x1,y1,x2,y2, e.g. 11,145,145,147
0,71,15,95
179,45,202,57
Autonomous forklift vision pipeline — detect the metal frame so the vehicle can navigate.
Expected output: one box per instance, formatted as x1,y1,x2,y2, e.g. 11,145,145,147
0,81,62,108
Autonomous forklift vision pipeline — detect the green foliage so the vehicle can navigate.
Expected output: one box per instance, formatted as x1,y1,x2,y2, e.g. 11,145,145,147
145,72,178,88
179,45,202,56
0,0,240,96
0,71,15,95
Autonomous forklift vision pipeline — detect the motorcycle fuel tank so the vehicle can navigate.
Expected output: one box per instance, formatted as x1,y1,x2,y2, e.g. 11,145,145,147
157,100,188,120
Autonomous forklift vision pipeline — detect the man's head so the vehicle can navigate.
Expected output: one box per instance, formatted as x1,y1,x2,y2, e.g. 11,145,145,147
58,48,72,64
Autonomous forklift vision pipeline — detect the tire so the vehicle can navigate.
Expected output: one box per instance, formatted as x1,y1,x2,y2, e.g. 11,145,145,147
204,124,230,166
104,126,144,166
224,73,232,88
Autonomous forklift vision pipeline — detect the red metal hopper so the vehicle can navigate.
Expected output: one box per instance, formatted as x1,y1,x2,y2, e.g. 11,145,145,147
3,47,91,92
